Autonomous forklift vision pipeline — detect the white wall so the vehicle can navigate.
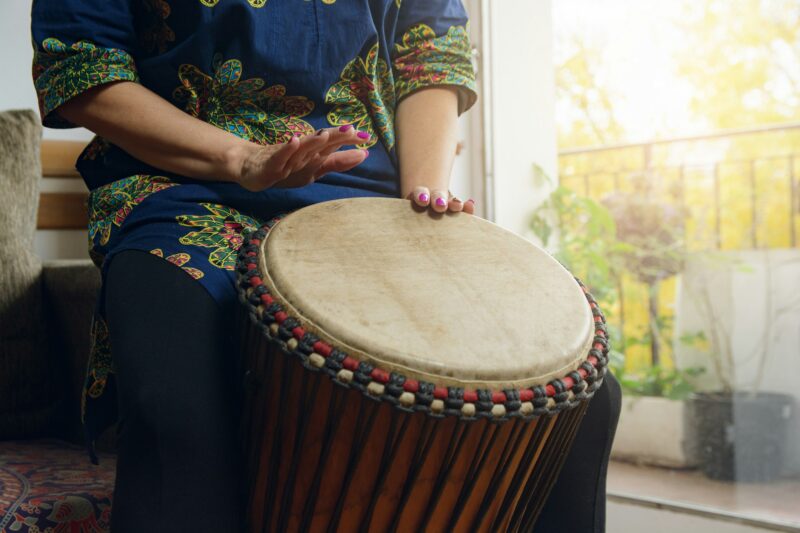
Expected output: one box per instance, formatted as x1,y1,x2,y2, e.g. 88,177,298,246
1,1,94,143
484,0,558,237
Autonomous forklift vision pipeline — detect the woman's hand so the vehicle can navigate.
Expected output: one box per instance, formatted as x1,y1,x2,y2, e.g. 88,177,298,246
238,126,370,191
408,185,475,215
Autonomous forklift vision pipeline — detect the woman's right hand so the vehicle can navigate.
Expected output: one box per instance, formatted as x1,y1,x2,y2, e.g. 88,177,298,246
238,125,371,191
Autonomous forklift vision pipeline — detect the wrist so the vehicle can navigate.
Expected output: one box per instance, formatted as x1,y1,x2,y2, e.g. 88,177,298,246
220,140,259,184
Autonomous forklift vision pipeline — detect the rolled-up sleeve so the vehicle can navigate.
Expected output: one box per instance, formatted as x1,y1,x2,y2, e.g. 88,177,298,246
31,0,139,128
391,0,477,115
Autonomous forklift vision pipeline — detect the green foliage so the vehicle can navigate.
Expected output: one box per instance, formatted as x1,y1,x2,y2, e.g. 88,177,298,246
530,185,628,302
602,193,687,285
608,321,705,399
617,365,705,400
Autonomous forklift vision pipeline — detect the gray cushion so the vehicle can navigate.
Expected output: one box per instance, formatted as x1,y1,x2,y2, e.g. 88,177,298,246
0,109,57,439
42,260,103,445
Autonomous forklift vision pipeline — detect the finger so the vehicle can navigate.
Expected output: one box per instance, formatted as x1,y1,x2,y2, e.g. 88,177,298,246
272,152,324,188
448,196,464,213
318,125,372,157
430,189,449,213
286,133,330,172
411,186,430,207
314,149,369,177
269,136,301,172
463,198,476,215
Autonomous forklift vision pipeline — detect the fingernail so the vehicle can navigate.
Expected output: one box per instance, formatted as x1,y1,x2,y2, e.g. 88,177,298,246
357,131,370,140
452,196,462,203
339,124,353,132
466,198,475,204
362,149,370,158
315,129,325,136
435,197,447,207
419,193,429,203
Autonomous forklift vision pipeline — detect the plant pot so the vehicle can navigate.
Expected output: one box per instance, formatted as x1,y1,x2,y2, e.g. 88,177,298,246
612,395,695,468
685,391,794,482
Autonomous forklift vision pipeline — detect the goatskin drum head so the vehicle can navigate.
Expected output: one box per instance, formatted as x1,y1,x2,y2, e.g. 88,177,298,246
258,197,593,390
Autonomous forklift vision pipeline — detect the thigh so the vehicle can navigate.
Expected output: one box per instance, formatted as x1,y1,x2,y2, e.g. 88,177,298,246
105,249,244,533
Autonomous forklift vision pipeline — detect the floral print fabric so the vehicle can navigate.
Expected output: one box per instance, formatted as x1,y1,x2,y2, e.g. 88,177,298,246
393,23,477,113
326,43,396,150
31,0,476,454
32,39,138,128
173,55,315,144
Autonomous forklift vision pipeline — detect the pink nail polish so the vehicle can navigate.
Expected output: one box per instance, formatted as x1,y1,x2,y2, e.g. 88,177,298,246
339,124,353,132
362,149,370,158
419,193,429,203
435,197,447,207
357,131,370,140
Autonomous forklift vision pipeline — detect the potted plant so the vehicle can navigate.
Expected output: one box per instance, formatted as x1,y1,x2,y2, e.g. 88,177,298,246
677,254,796,482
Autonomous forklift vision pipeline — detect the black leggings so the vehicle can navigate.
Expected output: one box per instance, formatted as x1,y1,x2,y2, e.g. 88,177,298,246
105,250,621,532
106,250,245,532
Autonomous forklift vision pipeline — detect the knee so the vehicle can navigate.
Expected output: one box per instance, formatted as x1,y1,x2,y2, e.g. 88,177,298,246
598,370,622,432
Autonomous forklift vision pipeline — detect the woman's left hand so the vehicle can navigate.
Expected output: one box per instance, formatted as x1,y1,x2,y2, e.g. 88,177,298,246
408,186,475,215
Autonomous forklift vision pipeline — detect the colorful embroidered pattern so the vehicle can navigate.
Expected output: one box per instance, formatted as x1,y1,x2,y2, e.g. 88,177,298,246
0,440,114,533
138,0,176,54
325,43,396,150
199,0,266,10
88,175,177,246
177,203,261,270
82,316,112,427
33,38,138,127
173,55,314,144
150,248,206,279
392,24,476,109
82,136,112,161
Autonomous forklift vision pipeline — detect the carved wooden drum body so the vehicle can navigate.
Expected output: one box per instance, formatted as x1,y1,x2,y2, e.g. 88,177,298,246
236,198,609,533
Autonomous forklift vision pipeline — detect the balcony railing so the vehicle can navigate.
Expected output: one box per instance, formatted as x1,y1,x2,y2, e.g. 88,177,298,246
558,122,800,251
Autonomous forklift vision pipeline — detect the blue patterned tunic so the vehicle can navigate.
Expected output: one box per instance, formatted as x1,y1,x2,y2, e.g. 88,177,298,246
31,0,477,458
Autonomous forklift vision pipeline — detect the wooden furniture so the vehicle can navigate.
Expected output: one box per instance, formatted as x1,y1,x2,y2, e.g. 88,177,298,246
38,140,88,230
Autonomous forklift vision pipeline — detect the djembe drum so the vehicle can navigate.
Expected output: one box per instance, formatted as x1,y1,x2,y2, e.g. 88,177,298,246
236,198,608,533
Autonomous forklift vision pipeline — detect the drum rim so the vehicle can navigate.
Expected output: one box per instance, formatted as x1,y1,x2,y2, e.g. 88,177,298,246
237,216,610,421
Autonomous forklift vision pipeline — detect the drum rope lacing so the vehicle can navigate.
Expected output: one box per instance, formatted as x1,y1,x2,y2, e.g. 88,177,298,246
236,218,610,422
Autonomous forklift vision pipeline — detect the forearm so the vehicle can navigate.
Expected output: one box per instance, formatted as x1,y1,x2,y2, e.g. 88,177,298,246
57,81,256,183
395,87,460,198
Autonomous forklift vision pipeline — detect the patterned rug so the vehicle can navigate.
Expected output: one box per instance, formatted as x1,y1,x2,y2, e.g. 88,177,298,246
0,439,115,532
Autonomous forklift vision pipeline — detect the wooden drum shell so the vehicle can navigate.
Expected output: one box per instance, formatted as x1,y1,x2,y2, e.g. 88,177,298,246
239,319,589,533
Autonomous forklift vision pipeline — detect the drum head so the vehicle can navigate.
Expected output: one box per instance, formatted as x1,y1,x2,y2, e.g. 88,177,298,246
257,198,593,390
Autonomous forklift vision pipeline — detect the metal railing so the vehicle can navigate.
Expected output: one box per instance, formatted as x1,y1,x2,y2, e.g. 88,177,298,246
559,122,800,250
